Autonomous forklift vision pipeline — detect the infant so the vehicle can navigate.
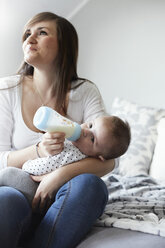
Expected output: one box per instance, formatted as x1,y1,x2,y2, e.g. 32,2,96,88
0,115,131,203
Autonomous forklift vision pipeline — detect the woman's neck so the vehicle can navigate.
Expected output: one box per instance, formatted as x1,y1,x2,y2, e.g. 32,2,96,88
32,69,55,107
33,69,55,89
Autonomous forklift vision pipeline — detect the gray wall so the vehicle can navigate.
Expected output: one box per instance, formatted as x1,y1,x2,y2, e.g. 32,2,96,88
1,0,165,111
70,0,165,111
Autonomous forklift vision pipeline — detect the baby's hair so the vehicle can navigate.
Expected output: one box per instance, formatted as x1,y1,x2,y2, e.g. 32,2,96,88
103,116,131,160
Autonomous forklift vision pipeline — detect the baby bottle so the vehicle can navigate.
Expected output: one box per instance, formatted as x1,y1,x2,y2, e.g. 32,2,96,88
33,106,81,141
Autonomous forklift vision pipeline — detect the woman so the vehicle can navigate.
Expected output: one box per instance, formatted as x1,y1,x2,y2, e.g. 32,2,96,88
0,12,115,248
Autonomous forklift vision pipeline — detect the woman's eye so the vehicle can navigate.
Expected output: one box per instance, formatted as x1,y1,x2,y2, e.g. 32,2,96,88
39,30,47,35
24,33,31,40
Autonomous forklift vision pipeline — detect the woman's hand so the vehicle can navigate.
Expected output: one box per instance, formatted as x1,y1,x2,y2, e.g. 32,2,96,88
38,132,65,157
30,157,115,213
31,171,62,213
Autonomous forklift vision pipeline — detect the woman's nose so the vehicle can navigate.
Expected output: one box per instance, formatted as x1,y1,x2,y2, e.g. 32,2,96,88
27,34,37,44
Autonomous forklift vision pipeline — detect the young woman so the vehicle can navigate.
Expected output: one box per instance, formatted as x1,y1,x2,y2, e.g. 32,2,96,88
0,12,115,248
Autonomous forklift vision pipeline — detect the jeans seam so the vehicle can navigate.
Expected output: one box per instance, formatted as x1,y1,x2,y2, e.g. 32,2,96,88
46,181,71,248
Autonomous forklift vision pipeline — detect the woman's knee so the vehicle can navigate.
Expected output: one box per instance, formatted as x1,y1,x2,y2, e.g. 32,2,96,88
71,174,108,215
0,186,31,225
0,186,32,247
0,185,31,210
74,173,107,195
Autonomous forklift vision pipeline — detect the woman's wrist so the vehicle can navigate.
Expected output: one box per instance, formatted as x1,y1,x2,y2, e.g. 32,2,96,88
36,142,41,158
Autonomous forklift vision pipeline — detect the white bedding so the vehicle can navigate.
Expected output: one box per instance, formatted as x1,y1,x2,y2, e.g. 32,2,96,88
96,173,165,237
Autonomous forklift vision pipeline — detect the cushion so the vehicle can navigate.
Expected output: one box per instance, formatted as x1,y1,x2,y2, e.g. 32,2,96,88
149,118,165,181
77,227,165,248
111,97,165,177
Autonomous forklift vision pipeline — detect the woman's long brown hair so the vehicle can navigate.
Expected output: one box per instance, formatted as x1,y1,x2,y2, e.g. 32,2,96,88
18,12,83,113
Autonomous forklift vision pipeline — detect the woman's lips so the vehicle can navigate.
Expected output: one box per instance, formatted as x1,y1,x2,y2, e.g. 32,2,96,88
26,45,37,52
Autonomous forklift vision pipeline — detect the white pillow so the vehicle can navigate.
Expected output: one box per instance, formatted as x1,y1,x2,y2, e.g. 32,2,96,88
111,97,165,177
149,118,165,181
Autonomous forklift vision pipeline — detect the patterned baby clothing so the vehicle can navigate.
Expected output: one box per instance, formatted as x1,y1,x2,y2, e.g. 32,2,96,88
22,140,87,175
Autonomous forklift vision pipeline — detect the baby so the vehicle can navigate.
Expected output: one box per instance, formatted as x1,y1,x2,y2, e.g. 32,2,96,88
0,115,131,203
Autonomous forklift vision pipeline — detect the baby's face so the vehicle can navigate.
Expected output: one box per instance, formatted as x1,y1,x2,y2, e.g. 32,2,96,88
72,117,112,157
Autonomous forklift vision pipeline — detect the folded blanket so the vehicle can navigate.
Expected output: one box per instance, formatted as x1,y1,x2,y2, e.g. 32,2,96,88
96,174,165,237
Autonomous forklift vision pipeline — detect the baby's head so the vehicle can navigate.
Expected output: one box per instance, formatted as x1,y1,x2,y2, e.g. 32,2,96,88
99,115,131,160
72,116,131,160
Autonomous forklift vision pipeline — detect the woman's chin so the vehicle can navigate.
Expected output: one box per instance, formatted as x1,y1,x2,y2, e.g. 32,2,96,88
24,57,33,66
24,55,39,66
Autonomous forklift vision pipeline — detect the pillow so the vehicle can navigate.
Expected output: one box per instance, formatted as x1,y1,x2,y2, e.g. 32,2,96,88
111,97,165,177
149,118,165,181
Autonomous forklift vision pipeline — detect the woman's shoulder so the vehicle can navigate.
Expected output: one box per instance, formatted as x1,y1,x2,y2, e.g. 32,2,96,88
70,79,100,101
0,74,21,89
71,79,98,90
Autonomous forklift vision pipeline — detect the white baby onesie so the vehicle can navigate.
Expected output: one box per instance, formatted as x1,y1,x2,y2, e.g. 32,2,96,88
22,140,87,175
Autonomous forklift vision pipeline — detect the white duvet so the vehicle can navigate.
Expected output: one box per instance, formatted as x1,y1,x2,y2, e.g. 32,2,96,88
96,174,165,237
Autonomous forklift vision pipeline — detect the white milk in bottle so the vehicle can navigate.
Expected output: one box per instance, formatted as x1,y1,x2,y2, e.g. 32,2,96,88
33,106,81,141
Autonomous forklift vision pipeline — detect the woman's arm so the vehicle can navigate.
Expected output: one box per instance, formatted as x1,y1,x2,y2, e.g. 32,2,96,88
31,157,114,212
59,157,115,178
8,132,65,168
0,80,39,169
7,144,40,168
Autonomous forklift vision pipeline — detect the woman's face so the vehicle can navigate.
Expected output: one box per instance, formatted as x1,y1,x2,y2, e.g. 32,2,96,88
22,20,58,69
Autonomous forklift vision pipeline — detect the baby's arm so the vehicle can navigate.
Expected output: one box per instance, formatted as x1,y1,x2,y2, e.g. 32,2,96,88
22,141,87,175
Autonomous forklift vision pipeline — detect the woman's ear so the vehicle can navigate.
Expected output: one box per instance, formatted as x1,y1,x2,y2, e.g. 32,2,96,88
98,155,105,162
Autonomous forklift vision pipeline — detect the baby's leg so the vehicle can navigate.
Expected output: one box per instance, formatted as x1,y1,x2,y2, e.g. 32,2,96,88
0,167,38,204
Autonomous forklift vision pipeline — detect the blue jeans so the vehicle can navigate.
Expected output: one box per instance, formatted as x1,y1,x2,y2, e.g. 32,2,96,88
0,186,32,248
0,173,108,248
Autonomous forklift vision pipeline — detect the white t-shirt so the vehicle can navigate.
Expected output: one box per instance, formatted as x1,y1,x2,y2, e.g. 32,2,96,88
0,75,106,169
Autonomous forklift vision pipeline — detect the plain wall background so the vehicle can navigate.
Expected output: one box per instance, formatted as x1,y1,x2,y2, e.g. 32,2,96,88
70,0,165,111
1,0,165,112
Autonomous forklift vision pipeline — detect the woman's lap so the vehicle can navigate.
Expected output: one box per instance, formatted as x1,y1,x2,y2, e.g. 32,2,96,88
28,173,108,248
0,174,108,248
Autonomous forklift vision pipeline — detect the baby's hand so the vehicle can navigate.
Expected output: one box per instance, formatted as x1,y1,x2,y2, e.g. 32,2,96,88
38,132,65,157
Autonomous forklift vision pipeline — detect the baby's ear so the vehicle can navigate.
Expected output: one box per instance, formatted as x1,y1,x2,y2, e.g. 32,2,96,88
98,155,105,162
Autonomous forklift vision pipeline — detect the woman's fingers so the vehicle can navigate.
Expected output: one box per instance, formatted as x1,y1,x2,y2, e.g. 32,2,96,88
31,173,57,213
32,192,40,212
32,188,54,213
39,132,65,156
39,194,54,213
43,142,64,156
44,132,65,141
31,174,46,182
